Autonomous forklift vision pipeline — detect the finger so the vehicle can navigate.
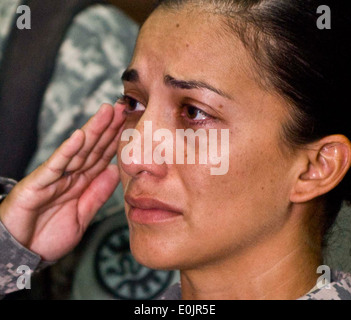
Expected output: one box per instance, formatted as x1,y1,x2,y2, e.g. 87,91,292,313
82,105,126,179
73,102,126,173
64,104,115,172
29,129,85,189
77,164,120,231
83,127,122,180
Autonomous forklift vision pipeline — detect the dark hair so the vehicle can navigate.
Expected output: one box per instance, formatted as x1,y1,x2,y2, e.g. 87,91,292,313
153,0,351,236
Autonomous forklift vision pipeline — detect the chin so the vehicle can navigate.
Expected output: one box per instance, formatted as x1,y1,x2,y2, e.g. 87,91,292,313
129,232,185,271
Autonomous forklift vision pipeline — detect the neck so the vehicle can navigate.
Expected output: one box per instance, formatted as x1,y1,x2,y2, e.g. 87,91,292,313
180,206,323,300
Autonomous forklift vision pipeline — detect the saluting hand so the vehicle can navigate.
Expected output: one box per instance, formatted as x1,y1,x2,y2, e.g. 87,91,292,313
0,103,125,261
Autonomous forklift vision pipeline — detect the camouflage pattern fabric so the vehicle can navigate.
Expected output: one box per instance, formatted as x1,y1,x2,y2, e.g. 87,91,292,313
299,270,351,300
160,271,351,300
0,178,55,297
0,219,40,296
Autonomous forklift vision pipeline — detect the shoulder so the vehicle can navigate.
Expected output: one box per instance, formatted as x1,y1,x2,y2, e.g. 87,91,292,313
64,4,138,57
299,270,351,300
158,282,182,300
73,4,139,36
48,3,138,90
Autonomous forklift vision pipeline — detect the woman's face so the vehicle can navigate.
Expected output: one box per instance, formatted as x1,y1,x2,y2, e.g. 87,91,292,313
117,7,298,271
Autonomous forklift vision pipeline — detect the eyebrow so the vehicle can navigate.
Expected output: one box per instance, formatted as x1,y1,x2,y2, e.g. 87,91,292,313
164,75,231,99
121,69,139,82
121,69,231,99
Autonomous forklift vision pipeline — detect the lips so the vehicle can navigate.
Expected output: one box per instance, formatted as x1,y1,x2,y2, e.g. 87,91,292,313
125,195,183,224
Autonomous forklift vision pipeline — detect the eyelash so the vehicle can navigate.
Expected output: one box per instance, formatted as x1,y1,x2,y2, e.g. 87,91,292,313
116,94,216,126
180,104,216,126
117,94,144,114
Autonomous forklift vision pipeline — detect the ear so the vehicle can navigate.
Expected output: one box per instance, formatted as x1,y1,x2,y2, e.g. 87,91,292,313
290,135,351,203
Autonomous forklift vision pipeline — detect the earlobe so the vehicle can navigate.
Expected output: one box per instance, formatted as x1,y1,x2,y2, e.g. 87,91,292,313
290,135,351,203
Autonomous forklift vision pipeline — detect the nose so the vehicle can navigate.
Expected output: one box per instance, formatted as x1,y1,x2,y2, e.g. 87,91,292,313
119,111,169,179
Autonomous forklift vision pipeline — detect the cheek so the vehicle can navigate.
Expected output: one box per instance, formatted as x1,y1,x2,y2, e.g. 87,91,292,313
179,137,290,223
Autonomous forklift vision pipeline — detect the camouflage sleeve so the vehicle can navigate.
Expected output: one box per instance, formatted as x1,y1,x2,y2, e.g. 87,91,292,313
25,4,138,223
299,270,351,300
0,221,41,296
0,177,39,297
0,177,55,298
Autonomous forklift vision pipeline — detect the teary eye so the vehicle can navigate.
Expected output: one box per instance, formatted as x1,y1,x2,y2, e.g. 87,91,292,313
184,105,209,121
117,95,146,113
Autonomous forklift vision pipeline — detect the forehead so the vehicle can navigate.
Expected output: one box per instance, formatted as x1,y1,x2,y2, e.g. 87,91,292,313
139,7,222,48
129,7,258,96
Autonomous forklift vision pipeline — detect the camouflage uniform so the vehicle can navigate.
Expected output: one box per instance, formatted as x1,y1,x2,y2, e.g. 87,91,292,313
299,270,351,300
0,0,138,297
2,0,351,301
160,271,351,300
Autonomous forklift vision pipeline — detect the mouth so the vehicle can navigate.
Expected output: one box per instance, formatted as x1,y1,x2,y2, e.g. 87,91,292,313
125,195,183,224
